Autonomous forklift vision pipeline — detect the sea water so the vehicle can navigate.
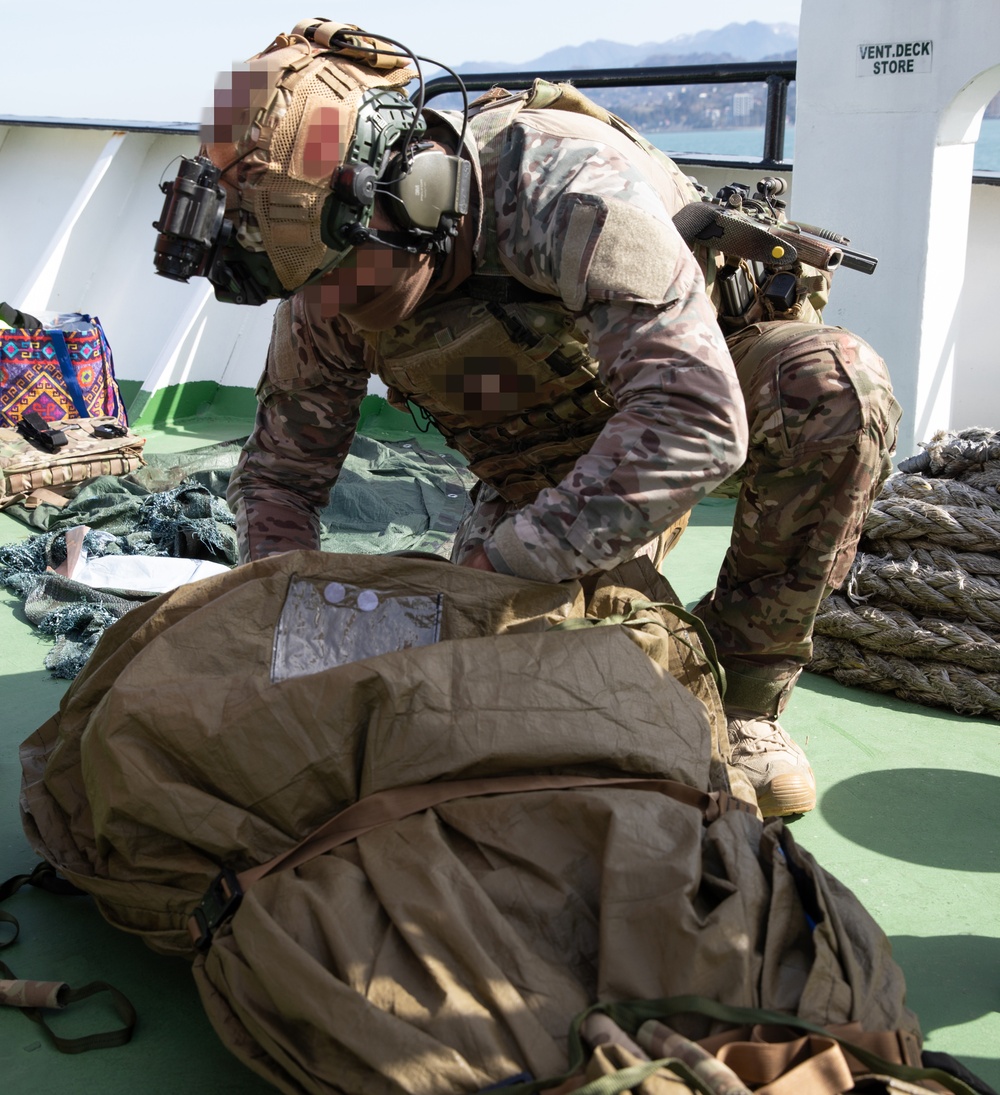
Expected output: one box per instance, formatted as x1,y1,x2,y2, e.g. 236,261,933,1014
647,117,1000,172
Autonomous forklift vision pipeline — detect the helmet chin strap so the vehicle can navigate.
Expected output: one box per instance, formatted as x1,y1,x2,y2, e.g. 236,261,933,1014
344,220,459,256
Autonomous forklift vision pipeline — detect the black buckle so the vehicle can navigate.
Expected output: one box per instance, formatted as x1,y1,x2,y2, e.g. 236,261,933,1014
16,411,68,452
92,422,127,439
188,867,243,952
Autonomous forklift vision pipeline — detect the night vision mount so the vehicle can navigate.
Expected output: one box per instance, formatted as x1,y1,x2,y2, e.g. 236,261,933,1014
152,92,472,305
152,20,472,304
152,156,285,306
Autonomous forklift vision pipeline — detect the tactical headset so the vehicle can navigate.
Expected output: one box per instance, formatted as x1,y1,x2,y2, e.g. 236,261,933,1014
152,22,472,306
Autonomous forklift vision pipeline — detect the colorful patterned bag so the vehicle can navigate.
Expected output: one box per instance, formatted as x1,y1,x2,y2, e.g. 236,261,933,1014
0,302,128,429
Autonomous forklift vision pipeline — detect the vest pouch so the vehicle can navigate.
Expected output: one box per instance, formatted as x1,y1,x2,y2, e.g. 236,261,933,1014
372,297,591,424
369,296,614,502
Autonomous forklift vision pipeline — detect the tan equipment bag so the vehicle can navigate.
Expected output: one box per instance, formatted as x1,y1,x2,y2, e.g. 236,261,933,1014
0,415,145,510
20,553,938,1094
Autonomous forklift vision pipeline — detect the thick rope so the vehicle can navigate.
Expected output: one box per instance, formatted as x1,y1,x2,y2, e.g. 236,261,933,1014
811,427,1000,719
817,594,1000,672
902,425,1000,477
863,502,1000,551
810,635,1000,719
871,540,1000,579
882,474,1000,505
844,552,1000,628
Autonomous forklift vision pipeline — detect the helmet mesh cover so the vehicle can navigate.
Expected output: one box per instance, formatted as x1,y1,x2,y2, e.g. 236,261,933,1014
208,36,415,289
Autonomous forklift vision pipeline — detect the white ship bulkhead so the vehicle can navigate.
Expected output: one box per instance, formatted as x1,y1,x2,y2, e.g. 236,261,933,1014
0,0,998,453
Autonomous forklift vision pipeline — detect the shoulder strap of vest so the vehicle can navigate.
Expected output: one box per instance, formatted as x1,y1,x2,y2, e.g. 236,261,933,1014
467,90,532,277
466,81,702,282
522,79,702,205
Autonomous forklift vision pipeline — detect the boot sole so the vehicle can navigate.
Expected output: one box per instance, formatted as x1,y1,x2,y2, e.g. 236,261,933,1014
756,773,817,818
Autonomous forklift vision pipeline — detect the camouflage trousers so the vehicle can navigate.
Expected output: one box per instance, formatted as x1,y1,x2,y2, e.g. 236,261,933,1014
454,320,901,716
695,320,900,714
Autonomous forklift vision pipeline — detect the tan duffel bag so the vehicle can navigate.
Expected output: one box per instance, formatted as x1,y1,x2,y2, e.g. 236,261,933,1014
20,552,955,1094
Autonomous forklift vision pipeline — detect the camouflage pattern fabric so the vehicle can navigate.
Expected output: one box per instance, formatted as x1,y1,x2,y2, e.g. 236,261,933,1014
0,978,67,1010
694,321,901,713
1,417,145,510
228,297,370,560
228,106,899,701
229,108,747,574
636,1019,753,1094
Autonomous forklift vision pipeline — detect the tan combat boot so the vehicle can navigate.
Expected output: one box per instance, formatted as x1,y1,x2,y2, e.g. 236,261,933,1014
723,663,816,818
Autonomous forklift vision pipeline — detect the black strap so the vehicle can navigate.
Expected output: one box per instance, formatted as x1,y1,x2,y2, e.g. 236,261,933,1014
0,862,85,948
0,862,137,1053
0,861,85,904
463,275,550,304
0,301,43,330
922,1051,1000,1095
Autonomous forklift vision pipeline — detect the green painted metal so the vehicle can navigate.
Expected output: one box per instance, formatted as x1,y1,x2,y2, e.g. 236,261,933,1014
129,380,258,428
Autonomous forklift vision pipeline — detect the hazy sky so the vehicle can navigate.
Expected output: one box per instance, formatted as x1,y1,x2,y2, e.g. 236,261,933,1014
0,0,801,123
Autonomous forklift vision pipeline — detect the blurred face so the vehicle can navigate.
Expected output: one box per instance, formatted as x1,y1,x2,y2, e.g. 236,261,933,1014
301,200,435,326
201,125,436,324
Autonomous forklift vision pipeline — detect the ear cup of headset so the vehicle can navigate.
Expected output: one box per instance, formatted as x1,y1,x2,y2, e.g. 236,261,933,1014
392,149,471,230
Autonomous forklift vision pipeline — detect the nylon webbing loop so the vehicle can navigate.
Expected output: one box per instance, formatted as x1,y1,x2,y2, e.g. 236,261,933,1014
0,862,136,1053
0,861,85,946
0,959,136,1053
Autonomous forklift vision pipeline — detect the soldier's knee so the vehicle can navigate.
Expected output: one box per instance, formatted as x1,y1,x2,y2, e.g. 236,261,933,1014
739,323,898,461
841,331,901,460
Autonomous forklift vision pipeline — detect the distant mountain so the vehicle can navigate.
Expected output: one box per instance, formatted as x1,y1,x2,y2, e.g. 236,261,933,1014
457,21,798,73
437,21,801,136
642,48,797,67
641,21,798,62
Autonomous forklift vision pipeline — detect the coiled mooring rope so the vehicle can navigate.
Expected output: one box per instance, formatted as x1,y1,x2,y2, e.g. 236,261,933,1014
810,427,1000,718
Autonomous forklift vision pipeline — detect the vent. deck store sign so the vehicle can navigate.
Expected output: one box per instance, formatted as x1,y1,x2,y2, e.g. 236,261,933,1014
858,41,933,76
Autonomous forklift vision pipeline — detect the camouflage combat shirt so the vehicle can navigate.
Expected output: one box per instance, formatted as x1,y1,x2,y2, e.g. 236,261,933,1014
229,106,748,581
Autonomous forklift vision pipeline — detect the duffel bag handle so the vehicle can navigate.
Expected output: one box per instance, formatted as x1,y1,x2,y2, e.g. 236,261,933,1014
0,302,43,330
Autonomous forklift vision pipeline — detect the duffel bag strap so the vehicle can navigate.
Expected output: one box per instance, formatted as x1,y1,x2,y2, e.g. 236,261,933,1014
188,774,759,951
0,862,137,1053
715,1031,855,1094
44,329,91,419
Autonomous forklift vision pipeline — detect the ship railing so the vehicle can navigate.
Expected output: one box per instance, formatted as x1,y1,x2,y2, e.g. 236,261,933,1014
424,59,797,170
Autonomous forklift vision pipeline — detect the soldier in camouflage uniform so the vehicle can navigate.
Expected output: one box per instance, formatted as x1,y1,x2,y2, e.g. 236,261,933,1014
190,21,900,817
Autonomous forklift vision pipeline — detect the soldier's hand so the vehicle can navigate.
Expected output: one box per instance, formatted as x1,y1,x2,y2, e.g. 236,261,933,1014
460,546,496,573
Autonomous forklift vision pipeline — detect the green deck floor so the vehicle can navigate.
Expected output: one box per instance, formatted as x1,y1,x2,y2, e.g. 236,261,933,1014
1,412,998,1093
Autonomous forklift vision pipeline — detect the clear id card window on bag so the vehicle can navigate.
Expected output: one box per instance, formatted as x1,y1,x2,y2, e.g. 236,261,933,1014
271,576,443,682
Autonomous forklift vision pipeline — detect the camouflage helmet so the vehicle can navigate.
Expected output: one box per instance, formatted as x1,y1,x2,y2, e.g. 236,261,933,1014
202,19,420,291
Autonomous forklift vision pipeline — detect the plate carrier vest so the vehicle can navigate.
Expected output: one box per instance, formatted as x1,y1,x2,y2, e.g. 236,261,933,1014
360,83,702,505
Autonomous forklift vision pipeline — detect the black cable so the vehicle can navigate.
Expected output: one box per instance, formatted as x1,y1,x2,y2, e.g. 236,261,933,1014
326,27,470,163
